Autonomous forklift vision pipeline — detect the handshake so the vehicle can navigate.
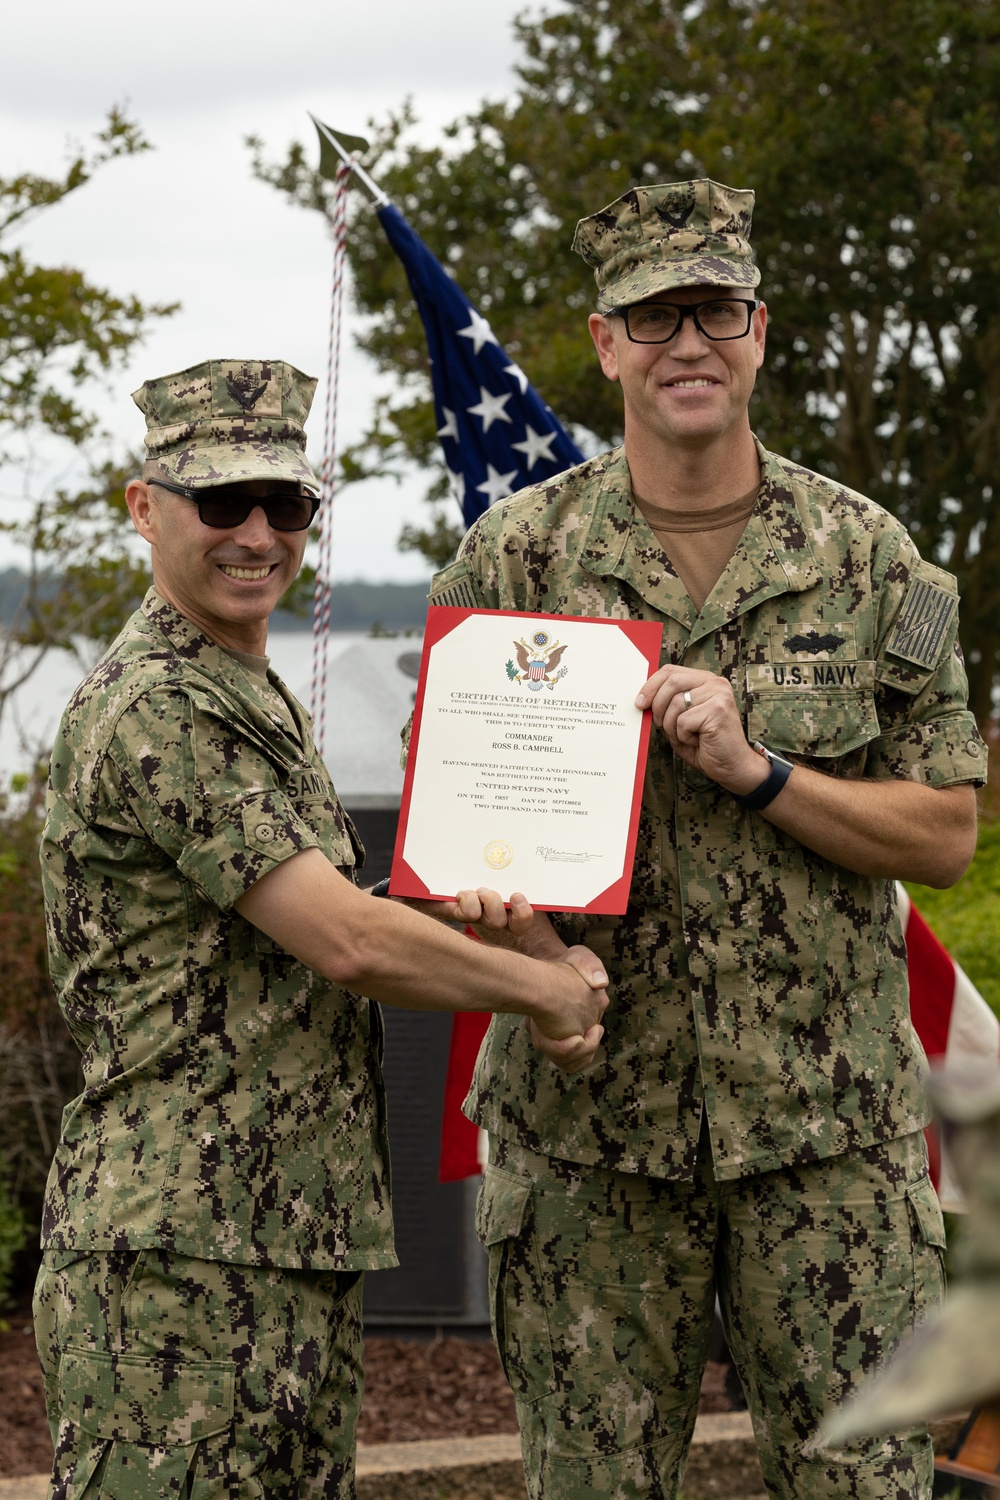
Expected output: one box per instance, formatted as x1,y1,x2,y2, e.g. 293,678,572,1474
436,885,610,1074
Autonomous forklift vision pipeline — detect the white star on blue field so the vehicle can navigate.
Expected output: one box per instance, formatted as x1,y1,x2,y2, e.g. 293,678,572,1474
377,203,585,531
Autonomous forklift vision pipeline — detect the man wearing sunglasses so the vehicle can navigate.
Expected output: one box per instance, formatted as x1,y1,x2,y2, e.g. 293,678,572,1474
429,182,986,1499
34,358,608,1500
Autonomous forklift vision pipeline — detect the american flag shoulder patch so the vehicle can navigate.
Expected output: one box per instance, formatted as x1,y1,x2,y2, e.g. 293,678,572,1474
428,562,484,610
886,574,958,670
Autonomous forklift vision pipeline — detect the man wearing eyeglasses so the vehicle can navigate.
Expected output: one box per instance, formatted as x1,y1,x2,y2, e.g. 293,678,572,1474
430,183,986,1499
33,359,608,1500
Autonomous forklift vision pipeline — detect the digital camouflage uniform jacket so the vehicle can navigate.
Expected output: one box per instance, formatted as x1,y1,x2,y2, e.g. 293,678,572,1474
433,442,987,1182
40,590,395,1270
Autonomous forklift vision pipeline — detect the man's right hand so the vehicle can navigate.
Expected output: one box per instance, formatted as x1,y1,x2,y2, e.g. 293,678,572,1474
527,945,608,1073
238,849,609,1070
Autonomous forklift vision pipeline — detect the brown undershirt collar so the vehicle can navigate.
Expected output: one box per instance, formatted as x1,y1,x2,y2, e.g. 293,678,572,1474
632,481,761,612
636,483,760,535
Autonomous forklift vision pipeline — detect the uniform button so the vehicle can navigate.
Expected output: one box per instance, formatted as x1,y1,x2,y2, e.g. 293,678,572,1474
255,824,275,842
966,739,981,756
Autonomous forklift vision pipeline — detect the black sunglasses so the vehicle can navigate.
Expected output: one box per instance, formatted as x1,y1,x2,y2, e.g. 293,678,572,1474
151,479,320,532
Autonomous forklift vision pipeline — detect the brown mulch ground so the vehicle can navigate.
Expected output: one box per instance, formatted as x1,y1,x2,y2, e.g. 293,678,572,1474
0,1298,740,1477
0,1302,52,1479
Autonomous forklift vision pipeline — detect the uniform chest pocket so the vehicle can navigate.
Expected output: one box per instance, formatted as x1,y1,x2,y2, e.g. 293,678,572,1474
745,667,880,862
746,660,880,764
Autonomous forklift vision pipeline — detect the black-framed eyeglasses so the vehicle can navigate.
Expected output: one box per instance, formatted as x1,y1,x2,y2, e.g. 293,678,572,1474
614,298,762,344
150,479,320,532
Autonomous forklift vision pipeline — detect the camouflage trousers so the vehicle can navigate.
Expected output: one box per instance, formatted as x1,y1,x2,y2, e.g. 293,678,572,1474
479,1129,945,1500
33,1249,365,1500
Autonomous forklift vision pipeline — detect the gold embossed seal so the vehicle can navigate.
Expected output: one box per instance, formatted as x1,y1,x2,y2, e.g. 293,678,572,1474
483,839,514,870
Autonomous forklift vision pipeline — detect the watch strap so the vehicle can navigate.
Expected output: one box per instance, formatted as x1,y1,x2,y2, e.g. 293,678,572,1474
735,745,794,811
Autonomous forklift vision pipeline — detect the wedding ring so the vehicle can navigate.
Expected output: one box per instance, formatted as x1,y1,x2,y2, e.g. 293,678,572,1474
683,690,693,710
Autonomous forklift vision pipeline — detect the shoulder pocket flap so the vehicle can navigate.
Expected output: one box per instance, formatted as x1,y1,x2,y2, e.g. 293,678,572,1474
475,1165,532,1248
429,560,484,610
237,798,338,864
875,654,937,696
906,1176,947,1251
187,686,298,767
60,1348,234,1445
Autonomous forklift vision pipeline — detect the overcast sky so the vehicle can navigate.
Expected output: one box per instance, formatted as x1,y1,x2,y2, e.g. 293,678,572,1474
1,0,557,581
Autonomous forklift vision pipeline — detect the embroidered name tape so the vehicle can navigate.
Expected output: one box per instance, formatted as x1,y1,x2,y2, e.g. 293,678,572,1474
747,660,876,692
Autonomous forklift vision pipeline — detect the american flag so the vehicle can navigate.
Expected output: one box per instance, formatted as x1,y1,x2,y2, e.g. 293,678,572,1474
376,203,584,529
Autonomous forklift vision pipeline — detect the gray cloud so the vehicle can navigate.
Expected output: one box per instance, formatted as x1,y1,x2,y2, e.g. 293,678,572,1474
1,0,544,120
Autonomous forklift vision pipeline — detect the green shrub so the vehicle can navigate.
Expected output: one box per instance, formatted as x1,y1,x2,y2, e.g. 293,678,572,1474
0,767,82,1291
0,1169,26,1310
905,817,1000,1018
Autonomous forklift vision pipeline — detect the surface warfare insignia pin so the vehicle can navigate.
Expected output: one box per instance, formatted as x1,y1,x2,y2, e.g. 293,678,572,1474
784,630,845,656
506,630,569,692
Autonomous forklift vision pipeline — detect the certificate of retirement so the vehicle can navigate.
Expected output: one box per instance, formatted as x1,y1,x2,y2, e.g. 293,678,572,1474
389,608,663,914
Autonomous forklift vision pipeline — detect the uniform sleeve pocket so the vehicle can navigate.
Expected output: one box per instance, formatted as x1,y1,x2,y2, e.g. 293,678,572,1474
60,1348,235,1444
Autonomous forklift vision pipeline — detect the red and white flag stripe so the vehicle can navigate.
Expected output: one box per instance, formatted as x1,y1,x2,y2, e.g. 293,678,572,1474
439,892,1000,1204
895,883,999,1208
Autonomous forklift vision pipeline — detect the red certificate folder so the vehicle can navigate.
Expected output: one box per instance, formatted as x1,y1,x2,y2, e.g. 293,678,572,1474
389,607,662,915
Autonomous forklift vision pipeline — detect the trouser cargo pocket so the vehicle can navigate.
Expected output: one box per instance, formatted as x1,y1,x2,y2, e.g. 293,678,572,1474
56,1346,235,1500
476,1163,556,1405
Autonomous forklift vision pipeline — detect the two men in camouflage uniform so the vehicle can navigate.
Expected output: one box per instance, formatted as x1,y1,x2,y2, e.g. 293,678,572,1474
33,360,609,1499
435,181,986,1498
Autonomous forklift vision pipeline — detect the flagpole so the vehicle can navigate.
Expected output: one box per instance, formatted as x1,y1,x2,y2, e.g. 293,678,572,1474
309,114,390,206
307,116,391,756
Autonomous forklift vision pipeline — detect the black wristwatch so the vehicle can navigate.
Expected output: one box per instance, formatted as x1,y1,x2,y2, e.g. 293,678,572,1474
734,742,794,811
369,878,392,898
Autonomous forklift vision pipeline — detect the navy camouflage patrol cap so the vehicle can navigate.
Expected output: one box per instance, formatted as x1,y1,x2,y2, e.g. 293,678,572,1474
573,178,760,310
133,358,321,490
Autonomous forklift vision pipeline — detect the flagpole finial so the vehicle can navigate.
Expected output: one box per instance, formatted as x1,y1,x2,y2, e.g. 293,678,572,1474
310,114,390,207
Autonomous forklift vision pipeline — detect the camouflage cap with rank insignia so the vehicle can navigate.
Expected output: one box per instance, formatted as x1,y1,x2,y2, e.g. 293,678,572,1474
132,358,321,490
573,179,760,311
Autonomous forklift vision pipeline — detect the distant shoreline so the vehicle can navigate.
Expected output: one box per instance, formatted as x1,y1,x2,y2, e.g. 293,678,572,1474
0,569,431,635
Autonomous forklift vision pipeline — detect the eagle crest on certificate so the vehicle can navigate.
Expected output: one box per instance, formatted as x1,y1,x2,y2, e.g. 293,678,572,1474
506,630,570,691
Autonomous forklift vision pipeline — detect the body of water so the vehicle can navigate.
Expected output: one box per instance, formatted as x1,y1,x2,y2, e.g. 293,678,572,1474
0,630,363,783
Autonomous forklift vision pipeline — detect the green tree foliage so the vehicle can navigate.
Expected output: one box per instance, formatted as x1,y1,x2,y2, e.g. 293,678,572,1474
254,0,1000,720
0,770,81,1283
0,111,177,726
906,813,1000,1017
0,116,176,1291
0,1176,25,1312
0,109,167,446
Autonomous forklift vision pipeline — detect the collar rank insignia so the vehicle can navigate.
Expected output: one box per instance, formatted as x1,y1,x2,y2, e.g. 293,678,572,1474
655,200,695,231
226,371,268,411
